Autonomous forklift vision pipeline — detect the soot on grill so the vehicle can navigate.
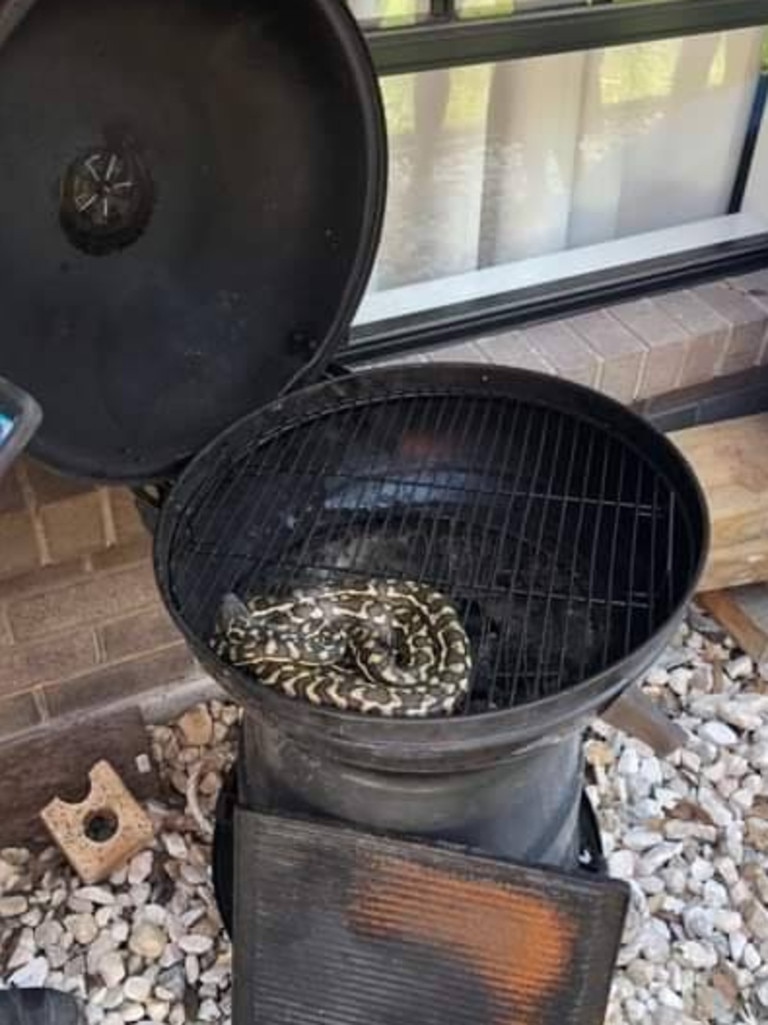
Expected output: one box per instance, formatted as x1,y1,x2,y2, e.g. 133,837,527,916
163,368,701,718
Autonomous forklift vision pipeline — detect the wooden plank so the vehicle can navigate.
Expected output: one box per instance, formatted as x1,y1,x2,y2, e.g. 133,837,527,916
701,538,768,593
0,706,158,848
669,414,768,592
700,585,768,663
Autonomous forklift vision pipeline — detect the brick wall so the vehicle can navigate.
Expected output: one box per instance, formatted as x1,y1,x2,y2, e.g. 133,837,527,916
364,274,768,405
1,274,767,741
0,461,197,740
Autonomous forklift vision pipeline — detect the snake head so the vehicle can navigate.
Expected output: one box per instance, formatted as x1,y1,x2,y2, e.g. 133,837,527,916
217,592,251,633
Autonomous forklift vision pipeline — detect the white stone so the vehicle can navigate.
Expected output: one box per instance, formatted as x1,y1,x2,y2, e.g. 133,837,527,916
130,922,168,960
74,886,115,906
121,1005,146,1023
751,741,768,770
111,920,130,944
9,956,49,988
624,998,646,1024
98,951,126,988
726,654,753,680
608,850,635,879
668,668,691,696
1,847,30,866
663,820,717,843
638,843,682,876
141,904,167,926
702,879,728,908
124,976,153,1004
0,894,28,917
95,906,114,928
184,954,200,985
699,721,739,747
177,705,214,746
177,933,214,955
715,857,739,886
198,999,220,1021
623,829,664,852
657,987,684,1010
663,867,687,895
744,943,762,971
130,883,151,907
86,933,118,975
128,851,154,886
168,1006,185,1025
617,747,640,777
109,866,128,887
646,665,669,687
746,901,768,940
161,833,188,860
67,895,93,914
698,787,733,827
730,930,748,961
712,909,742,935
180,863,206,886
683,907,714,939
66,913,98,946
155,966,185,1002
678,940,717,969
146,1000,170,1022
200,965,230,987
640,923,671,963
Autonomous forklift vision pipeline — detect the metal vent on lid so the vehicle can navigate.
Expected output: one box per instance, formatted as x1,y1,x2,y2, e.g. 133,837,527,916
0,0,386,482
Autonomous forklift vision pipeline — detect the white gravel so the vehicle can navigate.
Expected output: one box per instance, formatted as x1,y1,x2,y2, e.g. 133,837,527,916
598,609,768,1024
0,607,767,1023
0,701,237,1024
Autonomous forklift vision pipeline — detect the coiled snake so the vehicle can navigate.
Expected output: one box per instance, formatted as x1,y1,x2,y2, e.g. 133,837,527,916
213,579,472,717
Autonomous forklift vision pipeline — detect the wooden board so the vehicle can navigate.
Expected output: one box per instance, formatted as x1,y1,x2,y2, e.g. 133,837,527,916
669,414,768,592
0,707,159,848
699,585,768,663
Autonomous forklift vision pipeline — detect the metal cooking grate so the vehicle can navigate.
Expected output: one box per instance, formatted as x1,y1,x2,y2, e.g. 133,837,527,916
168,391,696,714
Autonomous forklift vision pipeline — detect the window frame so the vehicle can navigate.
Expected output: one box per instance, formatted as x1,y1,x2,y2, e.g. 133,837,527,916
347,0,768,362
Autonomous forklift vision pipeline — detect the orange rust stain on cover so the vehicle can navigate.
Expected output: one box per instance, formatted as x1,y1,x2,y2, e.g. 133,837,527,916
349,856,577,1025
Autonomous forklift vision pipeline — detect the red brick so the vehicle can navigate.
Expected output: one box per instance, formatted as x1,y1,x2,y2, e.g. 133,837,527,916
91,537,153,572
0,557,89,603
0,511,41,579
7,562,160,641
38,491,107,563
0,690,42,740
567,311,645,403
695,281,767,375
608,299,688,400
42,643,197,718
0,628,98,696
475,332,555,374
523,321,602,388
110,489,148,544
24,459,96,504
423,342,488,363
100,606,181,662
0,470,26,515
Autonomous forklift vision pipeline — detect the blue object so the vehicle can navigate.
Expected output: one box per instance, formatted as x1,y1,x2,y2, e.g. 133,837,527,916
0,413,15,444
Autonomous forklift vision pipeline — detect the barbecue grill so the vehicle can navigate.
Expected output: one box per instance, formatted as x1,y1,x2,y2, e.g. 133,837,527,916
0,0,708,1021
157,360,706,876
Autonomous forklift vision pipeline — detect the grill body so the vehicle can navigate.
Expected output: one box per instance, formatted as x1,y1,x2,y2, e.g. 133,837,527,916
156,364,707,869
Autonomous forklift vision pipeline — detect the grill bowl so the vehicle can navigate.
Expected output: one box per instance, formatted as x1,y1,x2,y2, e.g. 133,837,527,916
155,363,707,769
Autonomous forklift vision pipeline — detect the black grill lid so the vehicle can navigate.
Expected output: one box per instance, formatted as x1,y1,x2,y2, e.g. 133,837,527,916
0,0,386,482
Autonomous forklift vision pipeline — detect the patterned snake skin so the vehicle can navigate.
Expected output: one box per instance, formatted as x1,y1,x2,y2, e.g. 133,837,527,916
212,579,472,717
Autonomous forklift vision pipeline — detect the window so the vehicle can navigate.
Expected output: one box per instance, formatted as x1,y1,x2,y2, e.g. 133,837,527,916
346,1,768,358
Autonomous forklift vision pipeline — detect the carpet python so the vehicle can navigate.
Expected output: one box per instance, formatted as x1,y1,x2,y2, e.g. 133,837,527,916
212,579,472,717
